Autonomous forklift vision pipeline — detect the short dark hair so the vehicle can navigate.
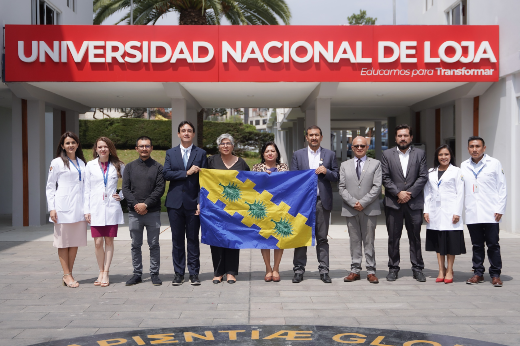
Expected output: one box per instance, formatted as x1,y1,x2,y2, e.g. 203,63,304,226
136,136,152,147
468,136,485,146
260,141,281,165
395,124,413,137
178,121,195,133
306,125,322,136
433,144,456,169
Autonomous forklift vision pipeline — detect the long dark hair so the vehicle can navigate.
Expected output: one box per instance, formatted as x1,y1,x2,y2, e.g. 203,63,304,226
92,137,124,178
433,144,456,170
260,141,281,165
55,132,86,168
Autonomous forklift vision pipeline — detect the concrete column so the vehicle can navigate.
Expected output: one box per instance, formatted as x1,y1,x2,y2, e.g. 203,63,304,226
52,109,62,151
454,99,473,167
359,127,367,137
274,125,288,164
387,117,397,148
341,130,348,160
335,130,341,158
305,109,316,129
186,108,198,146
11,95,24,227
45,111,54,171
286,127,293,164
375,121,382,160
296,118,305,150
66,110,79,135
316,98,331,150
171,98,187,147
27,99,47,226
0,106,13,218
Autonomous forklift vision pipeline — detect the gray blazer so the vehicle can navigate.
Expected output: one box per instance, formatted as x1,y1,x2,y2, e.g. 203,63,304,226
339,157,382,217
291,147,339,211
381,146,428,211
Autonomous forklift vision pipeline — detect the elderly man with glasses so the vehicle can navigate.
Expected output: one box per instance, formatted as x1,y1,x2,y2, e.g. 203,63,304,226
339,136,382,284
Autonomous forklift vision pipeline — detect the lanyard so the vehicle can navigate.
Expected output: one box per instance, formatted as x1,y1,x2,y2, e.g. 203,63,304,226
99,161,110,188
68,158,81,181
437,180,442,188
471,166,485,180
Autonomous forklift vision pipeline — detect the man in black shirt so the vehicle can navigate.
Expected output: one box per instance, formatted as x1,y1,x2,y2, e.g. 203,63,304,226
122,136,165,286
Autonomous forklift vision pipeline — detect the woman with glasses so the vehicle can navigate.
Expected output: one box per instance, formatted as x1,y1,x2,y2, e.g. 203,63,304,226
207,133,250,284
252,142,288,282
423,145,465,284
46,132,88,288
84,137,125,287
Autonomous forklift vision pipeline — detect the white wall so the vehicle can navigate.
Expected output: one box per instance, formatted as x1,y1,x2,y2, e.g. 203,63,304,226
0,106,13,215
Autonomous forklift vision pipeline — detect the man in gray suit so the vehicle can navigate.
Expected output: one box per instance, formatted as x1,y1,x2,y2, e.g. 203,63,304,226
339,136,382,284
291,125,339,284
381,124,428,282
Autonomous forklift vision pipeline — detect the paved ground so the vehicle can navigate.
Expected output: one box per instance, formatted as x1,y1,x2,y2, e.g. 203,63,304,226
1,214,520,346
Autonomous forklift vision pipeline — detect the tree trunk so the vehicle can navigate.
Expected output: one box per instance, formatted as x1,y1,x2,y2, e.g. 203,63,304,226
179,8,207,25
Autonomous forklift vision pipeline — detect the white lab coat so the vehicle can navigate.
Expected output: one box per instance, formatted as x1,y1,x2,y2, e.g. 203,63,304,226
423,164,464,231
46,157,86,224
84,158,125,227
461,154,507,224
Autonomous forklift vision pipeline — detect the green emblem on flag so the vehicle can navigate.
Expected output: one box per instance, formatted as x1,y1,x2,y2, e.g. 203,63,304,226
271,217,294,238
245,200,267,220
219,182,242,202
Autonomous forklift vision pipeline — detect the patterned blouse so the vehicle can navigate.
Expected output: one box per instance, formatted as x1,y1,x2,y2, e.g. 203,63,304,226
251,162,289,173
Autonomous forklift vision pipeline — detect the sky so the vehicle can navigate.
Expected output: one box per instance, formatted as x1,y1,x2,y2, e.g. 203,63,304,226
102,0,409,26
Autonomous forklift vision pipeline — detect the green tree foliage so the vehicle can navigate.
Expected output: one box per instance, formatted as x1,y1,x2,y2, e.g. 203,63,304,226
347,10,377,25
93,0,291,26
203,121,274,154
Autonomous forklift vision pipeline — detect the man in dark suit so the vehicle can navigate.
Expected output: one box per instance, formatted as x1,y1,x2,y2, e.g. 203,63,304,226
381,124,428,282
291,125,339,283
163,121,208,286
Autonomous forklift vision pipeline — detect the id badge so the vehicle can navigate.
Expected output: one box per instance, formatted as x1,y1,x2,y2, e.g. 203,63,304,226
435,193,441,202
473,184,479,193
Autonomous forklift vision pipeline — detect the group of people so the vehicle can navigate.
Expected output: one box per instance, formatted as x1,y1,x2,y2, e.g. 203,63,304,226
46,121,506,289
339,124,506,287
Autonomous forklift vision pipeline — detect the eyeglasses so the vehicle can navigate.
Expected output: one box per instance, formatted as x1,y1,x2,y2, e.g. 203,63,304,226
219,142,233,147
353,145,366,149
137,145,151,149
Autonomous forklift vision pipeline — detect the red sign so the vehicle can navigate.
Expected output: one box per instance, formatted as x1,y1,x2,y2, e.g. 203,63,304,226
5,25,499,82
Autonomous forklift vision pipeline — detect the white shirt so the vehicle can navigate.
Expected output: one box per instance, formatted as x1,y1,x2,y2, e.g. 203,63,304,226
397,146,411,178
354,155,367,176
308,146,322,196
181,143,193,161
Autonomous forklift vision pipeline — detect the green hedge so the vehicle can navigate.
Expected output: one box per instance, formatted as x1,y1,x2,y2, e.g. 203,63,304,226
79,119,274,153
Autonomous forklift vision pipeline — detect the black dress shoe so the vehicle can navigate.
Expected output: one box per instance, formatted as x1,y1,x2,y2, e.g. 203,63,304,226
125,274,142,286
151,274,162,286
292,273,303,283
172,273,184,286
189,275,201,286
413,271,426,282
386,270,399,281
320,273,332,283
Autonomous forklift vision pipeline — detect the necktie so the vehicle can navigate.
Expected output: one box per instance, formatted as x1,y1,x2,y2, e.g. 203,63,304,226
356,159,361,180
183,149,189,169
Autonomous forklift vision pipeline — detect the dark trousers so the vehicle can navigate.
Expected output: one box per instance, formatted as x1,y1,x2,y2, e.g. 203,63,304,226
293,198,331,274
128,211,161,276
210,246,240,276
467,223,502,277
167,206,200,276
385,204,424,272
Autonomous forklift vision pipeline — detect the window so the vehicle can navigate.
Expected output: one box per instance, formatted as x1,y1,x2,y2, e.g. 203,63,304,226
446,0,467,25
255,120,260,126
263,119,267,125
67,0,75,12
34,0,60,25
425,0,433,11
249,121,253,125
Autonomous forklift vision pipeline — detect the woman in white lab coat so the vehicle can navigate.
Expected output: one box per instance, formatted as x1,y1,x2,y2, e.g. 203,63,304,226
423,145,466,284
84,137,125,287
46,132,88,288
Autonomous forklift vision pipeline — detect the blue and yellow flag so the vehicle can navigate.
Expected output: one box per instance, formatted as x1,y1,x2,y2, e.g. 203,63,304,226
199,168,317,249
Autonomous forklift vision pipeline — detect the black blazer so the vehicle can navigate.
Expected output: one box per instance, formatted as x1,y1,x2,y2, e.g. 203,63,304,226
381,146,428,210
291,147,339,211
163,145,208,210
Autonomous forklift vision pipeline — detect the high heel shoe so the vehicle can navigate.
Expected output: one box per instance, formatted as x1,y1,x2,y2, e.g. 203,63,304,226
94,271,103,286
435,278,445,283
101,271,110,287
62,273,78,288
444,278,453,284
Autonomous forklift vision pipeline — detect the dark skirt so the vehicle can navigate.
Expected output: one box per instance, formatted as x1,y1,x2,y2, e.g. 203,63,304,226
210,245,240,276
426,229,466,256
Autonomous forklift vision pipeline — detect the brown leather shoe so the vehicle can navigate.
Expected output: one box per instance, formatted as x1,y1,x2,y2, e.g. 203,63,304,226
344,272,360,282
466,275,484,285
367,274,379,284
491,277,503,287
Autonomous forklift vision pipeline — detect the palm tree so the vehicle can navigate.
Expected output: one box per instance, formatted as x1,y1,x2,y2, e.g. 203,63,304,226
93,0,291,26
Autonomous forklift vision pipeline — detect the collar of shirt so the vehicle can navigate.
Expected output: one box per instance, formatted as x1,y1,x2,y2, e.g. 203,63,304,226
397,146,411,156
470,154,487,169
355,155,367,163
308,146,321,156
180,144,193,157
